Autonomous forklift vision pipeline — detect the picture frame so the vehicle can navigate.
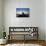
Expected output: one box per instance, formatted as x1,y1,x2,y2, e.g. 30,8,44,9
16,8,30,17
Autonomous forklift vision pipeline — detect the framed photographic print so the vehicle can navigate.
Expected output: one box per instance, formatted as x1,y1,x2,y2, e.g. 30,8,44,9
16,8,30,17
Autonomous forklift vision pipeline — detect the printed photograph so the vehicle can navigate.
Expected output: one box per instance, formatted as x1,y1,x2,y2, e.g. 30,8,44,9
16,8,30,17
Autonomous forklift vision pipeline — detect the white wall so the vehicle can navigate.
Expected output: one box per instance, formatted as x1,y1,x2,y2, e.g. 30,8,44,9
3,0,45,40
0,0,3,38
32,0,45,40
45,0,46,40
0,0,2,26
